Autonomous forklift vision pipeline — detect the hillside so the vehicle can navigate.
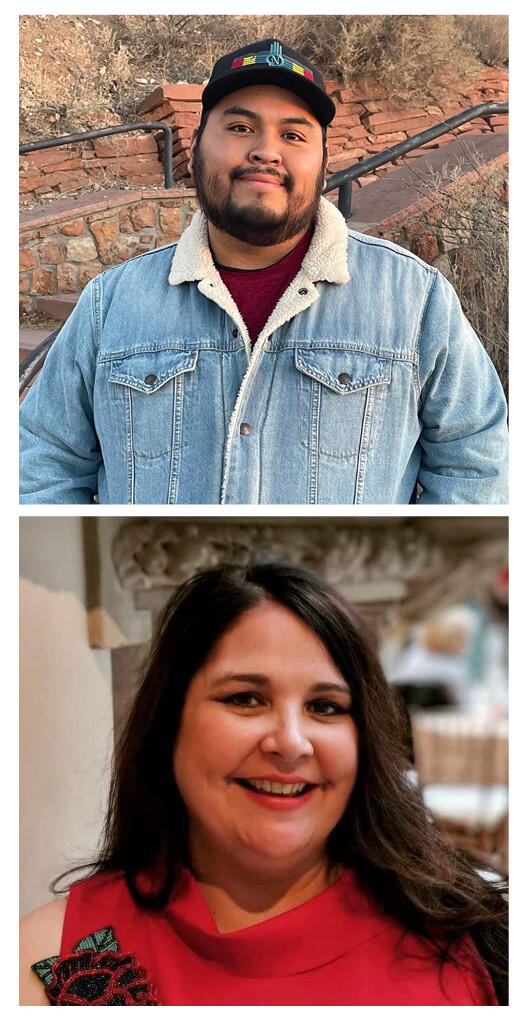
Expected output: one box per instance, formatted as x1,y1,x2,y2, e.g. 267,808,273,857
20,14,507,141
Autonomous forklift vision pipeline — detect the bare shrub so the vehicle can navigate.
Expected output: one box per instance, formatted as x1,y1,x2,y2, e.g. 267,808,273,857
306,14,482,106
455,15,508,67
412,154,508,395
19,16,121,137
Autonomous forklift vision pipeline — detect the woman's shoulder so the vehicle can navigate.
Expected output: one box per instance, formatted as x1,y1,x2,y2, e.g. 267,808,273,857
20,897,68,1006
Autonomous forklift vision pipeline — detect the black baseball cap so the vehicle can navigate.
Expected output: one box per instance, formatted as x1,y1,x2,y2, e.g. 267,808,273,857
201,39,335,127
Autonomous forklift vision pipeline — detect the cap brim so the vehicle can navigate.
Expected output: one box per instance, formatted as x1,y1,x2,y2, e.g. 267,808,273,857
202,68,335,127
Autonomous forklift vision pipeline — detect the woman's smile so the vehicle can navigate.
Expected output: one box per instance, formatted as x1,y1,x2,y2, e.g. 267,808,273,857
231,777,319,810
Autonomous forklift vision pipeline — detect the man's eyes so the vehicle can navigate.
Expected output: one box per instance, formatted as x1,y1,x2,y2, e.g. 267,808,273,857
227,124,305,141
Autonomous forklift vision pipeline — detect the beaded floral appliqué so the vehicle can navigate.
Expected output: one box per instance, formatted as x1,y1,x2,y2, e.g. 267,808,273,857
31,926,158,1005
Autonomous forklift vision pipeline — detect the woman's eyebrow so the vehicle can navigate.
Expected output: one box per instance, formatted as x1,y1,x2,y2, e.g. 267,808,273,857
308,682,352,697
210,674,351,695
211,672,269,687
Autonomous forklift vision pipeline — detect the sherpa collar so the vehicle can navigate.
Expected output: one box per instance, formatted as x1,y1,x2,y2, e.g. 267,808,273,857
168,195,350,288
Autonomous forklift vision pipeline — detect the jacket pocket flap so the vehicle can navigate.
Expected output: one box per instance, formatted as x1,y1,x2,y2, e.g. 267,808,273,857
109,349,198,393
295,348,392,395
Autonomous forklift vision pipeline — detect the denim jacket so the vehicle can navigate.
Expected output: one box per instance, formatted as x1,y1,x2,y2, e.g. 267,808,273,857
19,197,508,504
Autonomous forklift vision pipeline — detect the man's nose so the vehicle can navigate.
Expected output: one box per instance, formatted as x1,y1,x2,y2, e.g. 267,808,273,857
259,710,314,762
247,132,283,166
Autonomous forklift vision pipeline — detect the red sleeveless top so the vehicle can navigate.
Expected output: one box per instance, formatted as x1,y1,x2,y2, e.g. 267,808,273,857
51,868,497,1005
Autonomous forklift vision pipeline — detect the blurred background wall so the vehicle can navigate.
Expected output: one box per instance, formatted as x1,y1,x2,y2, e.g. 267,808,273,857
19,517,113,916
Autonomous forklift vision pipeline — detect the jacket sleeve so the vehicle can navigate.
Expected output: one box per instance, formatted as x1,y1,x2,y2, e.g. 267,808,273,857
19,280,101,504
416,270,508,503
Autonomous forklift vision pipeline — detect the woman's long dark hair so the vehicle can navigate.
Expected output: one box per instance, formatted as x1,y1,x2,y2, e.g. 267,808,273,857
60,562,508,1002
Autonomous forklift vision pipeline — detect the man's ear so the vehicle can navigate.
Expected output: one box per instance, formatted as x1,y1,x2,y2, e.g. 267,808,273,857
188,129,199,177
323,145,329,191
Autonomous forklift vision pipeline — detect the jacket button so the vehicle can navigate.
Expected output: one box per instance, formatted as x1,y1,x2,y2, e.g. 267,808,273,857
240,423,251,436
338,372,351,385
232,328,238,338
298,287,308,295
144,373,157,385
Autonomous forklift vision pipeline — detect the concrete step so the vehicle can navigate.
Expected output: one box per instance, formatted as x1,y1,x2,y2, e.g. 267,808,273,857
36,293,79,320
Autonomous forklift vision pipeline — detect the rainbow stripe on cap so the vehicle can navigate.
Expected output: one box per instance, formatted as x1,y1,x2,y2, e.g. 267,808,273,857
231,41,315,80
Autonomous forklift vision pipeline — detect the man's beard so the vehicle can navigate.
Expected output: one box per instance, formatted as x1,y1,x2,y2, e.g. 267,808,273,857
192,145,325,247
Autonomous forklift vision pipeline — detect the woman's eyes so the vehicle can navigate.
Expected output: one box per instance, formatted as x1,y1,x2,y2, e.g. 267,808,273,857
222,691,261,708
308,698,350,717
220,692,350,716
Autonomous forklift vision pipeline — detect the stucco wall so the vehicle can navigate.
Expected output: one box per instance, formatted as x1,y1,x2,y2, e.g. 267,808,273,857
19,517,113,917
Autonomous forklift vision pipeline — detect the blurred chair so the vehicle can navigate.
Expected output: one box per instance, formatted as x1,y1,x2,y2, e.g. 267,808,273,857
392,681,454,764
410,709,508,872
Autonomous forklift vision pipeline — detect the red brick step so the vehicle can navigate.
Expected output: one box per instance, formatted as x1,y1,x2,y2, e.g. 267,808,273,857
36,293,79,320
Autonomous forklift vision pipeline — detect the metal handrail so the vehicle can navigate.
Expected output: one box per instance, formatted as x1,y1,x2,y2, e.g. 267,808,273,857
324,102,509,218
19,329,61,396
20,121,174,189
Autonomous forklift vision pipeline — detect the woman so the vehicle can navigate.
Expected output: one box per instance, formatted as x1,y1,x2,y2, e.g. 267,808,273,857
20,562,507,1005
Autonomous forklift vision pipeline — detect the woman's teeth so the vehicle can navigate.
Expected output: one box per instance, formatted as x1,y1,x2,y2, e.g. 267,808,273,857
242,779,309,796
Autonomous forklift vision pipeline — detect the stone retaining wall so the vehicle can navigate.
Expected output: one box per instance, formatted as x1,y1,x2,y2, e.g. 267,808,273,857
19,63,508,317
19,187,198,315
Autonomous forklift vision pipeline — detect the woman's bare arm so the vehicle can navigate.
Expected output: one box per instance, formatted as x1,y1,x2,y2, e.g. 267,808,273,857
19,897,67,1005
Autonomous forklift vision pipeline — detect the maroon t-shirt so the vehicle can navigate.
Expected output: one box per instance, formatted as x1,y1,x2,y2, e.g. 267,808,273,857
217,227,313,346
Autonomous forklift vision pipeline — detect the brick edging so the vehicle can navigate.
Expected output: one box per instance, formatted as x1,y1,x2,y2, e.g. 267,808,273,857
20,186,197,231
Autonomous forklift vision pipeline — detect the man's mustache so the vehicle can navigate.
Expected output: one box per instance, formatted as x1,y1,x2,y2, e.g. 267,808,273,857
231,167,293,191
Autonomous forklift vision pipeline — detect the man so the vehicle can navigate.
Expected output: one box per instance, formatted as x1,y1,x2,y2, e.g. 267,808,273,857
19,39,508,503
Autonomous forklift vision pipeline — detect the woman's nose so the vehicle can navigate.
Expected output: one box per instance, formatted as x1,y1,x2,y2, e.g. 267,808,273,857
259,711,314,762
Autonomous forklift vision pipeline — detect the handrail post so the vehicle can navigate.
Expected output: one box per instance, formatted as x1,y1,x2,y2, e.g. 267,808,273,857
338,180,352,220
161,124,173,188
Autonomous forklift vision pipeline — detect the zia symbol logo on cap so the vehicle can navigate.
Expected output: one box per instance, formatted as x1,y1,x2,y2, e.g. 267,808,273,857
266,41,285,67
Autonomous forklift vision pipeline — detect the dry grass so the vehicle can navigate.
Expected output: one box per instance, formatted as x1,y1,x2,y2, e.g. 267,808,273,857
20,14,506,140
415,155,508,395
455,15,508,67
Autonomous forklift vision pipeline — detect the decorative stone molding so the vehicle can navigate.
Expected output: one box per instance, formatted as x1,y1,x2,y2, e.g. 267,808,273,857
109,517,507,632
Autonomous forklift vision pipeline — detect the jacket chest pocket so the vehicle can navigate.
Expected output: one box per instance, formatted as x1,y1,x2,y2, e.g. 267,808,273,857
296,347,392,462
108,349,198,458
